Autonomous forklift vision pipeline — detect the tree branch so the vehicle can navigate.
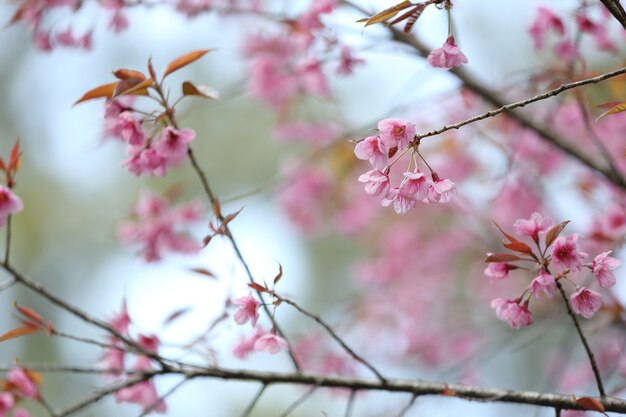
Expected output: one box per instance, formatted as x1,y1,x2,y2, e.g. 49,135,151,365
599,0,626,31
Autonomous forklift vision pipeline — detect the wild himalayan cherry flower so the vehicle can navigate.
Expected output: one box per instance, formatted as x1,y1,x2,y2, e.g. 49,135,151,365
570,287,602,319
576,13,616,52
115,380,166,413
117,112,145,145
0,186,24,227
529,271,557,299
484,261,514,282
513,212,553,241
426,36,468,69
358,170,389,196
354,136,388,170
400,171,429,201
233,328,266,360
551,234,587,272
528,6,565,49
336,45,365,75
7,368,38,399
233,294,261,327
490,298,533,329
109,301,131,334
0,393,15,414
155,126,196,158
591,251,621,288
378,119,415,150
254,332,289,354
381,187,415,216
427,178,456,203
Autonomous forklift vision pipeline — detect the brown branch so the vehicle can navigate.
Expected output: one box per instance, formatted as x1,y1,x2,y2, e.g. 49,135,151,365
345,389,357,417
599,0,626,31
396,394,418,417
278,384,319,417
555,281,606,397
240,383,268,417
277,296,386,383
341,0,626,191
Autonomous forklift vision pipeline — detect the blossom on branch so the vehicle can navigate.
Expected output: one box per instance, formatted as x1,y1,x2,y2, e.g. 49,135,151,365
491,298,533,329
0,186,23,227
254,331,289,354
232,293,261,328
551,234,587,272
570,287,602,319
591,251,621,288
427,36,468,69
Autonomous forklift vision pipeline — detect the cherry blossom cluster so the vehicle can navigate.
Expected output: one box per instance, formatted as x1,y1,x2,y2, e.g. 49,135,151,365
118,191,203,262
230,293,289,357
529,4,619,62
0,367,40,417
354,118,456,215
0,141,24,228
105,99,197,176
485,213,621,329
101,302,167,413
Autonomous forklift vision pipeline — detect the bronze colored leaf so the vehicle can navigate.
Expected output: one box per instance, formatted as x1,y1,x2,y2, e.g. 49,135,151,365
274,263,283,285
596,101,626,121
8,139,20,173
364,1,414,27
576,397,606,413
74,82,118,105
485,253,522,263
182,81,220,99
189,267,216,278
503,241,533,255
163,49,214,78
545,220,570,249
111,78,153,100
0,325,39,343
113,69,146,80
248,282,267,293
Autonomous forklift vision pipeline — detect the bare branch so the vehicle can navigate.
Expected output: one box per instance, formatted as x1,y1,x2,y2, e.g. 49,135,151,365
240,383,268,417
599,0,626,31
278,385,318,417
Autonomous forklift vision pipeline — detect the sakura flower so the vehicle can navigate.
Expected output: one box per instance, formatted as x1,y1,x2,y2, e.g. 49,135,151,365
426,178,456,203
336,46,365,75
591,251,621,288
529,6,565,49
7,368,38,399
377,119,415,150
117,112,145,145
400,171,429,201
233,294,261,327
513,212,553,241
576,13,616,52
570,287,602,319
427,36,468,69
155,126,196,158
358,170,389,196
233,328,265,360
381,187,415,215
551,234,587,272
0,393,15,415
115,380,166,413
137,334,160,353
254,332,289,354
354,136,388,170
109,301,131,334
484,262,514,282
529,271,556,299
0,186,23,227
490,298,533,329
101,346,125,378
122,146,169,177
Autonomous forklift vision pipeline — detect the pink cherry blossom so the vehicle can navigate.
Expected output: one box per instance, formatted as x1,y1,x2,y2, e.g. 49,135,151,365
529,271,556,299
121,146,169,177
490,299,533,329
7,367,38,399
137,334,160,353
554,40,578,62
570,287,602,319
426,178,456,203
576,13,616,52
278,165,331,232
254,332,289,354
551,234,587,272
155,126,196,158
34,31,53,52
381,186,415,216
116,112,145,145
233,294,261,327
109,301,131,334
0,393,15,415
0,186,24,227
115,380,166,413
591,251,621,288
336,46,365,75
400,171,429,201
484,262,514,282
233,328,265,360
427,36,468,69
377,119,415,150
101,346,125,378
358,170,389,196
528,6,565,49
513,212,553,241
354,136,388,170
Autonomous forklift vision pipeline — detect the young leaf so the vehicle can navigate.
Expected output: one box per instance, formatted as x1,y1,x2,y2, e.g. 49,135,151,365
0,157,6,173
248,282,267,293
492,220,519,243
15,302,54,333
364,1,414,27
503,241,533,255
111,78,153,100
8,139,21,173
576,397,606,413
74,82,118,105
113,69,146,80
189,267,216,278
545,220,570,249
222,207,244,228
485,253,522,263
163,49,214,78
162,307,192,327
596,101,626,121
274,263,283,285
182,81,220,99
0,324,39,343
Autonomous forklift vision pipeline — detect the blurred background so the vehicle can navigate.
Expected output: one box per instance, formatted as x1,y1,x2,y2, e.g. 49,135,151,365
0,0,625,416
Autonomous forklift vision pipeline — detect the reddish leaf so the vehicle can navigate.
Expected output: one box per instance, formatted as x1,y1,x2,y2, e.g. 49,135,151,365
111,78,153,100
189,267,216,278
182,81,220,99
15,302,54,333
0,325,39,342
162,307,191,327
596,101,622,109
273,263,283,285
545,220,570,249
163,49,214,78
485,253,522,263
74,82,118,105
364,1,414,27
147,57,157,81
113,69,146,80
492,221,518,243
8,139,21,173
202,234,213,247
0,157,6,173
248,282,268,293
222,207,244,227
576,397,605,413
596,101,626,121
503,241,533,255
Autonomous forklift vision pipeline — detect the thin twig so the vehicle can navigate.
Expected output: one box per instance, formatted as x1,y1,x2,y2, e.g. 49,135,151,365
599,0,626,30
555,281,605,397
278,385,319,417
240,383,268,417
4,215,11,264
278,296,386,383
0,277,15,292
396,394,418,417
345,389,357,417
